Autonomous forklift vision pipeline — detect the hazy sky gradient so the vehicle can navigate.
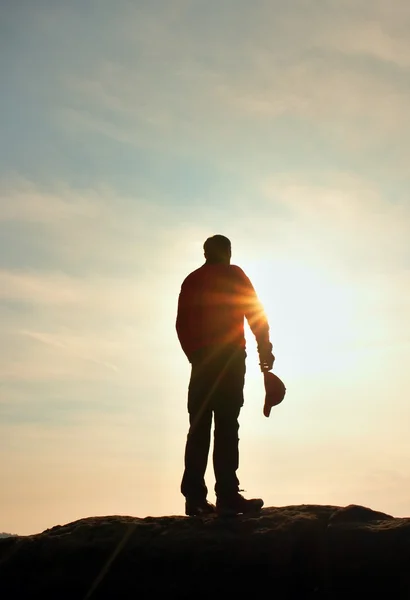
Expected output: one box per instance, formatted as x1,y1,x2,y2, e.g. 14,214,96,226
1,0,410,534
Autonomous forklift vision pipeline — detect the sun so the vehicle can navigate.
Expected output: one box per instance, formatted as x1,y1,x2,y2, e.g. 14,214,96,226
242,257,357,377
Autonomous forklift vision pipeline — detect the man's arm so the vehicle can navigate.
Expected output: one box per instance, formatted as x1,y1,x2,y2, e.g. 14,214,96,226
236,269,275,371
176,279,196,362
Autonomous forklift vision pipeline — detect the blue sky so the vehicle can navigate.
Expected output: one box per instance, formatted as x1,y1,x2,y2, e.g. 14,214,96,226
1,0,410,534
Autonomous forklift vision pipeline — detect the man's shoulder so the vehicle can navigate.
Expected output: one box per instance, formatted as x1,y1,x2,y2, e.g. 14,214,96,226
181,264,248,286
181,265,206,287
229,264,246,276
229,264,251,283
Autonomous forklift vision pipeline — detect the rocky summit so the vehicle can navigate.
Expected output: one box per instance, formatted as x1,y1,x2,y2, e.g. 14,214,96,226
1,504,410,599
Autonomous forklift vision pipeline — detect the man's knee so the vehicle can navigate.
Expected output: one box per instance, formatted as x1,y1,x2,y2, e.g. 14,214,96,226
188,409,212,440
214,409,240,440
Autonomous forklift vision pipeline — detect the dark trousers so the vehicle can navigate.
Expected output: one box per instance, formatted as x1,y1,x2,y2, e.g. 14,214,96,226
181,345,246,501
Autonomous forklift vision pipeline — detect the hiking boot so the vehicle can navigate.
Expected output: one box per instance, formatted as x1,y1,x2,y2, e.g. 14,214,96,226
216,493,264,516
185,498,216,517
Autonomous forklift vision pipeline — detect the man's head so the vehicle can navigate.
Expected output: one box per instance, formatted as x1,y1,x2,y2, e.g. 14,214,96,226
203,234,232,265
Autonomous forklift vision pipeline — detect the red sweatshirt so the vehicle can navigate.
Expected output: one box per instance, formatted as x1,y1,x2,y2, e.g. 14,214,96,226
176,262,270,361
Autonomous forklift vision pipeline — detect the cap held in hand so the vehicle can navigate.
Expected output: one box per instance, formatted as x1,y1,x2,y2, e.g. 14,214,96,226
263,371,286,417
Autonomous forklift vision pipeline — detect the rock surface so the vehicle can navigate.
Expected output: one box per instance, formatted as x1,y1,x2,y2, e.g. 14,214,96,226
1,504,410,599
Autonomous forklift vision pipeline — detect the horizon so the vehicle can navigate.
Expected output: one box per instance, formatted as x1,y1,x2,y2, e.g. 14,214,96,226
1,0,410,535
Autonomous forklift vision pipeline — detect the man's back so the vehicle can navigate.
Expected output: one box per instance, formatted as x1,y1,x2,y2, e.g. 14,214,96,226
176,262,269,360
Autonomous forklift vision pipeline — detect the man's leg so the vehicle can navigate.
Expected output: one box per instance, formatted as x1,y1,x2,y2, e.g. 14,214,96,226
213,347,245,499
181,406,212,502
213,347,264,514
181,354,215,513
213,403,241,499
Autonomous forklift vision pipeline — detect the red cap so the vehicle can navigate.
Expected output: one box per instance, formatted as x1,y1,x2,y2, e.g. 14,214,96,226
263,371,286,417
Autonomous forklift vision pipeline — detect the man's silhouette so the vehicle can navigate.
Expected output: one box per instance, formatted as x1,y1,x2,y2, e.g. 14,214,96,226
176,235,274,516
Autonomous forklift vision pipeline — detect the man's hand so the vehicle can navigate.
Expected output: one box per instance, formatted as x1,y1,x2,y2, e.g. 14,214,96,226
257,341,275,372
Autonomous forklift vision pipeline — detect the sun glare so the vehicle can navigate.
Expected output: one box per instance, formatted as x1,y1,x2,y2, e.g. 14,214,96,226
243,258,358,377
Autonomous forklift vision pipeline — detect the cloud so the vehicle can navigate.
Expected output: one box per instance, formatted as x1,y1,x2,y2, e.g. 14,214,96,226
1,171,408,389
0,177,199,276
20,329,119,372
0,269,153,312
319,19,410,68
0,179,100,223
0,268,174,384
6,1,410,172
52,1,410,177
227,171,410,369
260,172,410,270
0,178,219,388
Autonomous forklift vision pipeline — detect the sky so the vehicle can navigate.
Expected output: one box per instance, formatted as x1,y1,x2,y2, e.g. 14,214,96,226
1,0,410,535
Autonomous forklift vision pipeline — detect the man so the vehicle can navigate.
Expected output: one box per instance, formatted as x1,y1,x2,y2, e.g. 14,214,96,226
176,235,275,516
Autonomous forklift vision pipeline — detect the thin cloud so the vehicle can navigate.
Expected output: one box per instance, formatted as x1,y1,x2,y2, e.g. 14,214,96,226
319,20,410,68
0,180,100,223
261,173,410,268
0,269,155,312
0,178,194,274
57,13,410,168
19,329,119,373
